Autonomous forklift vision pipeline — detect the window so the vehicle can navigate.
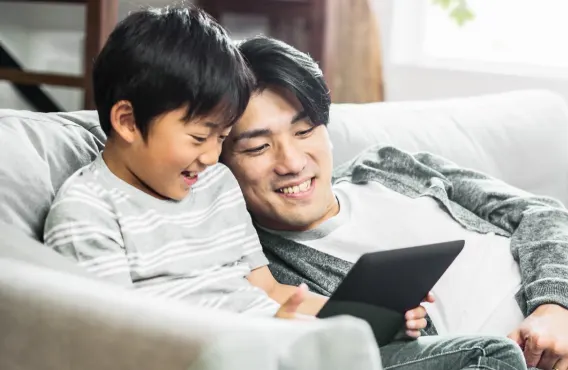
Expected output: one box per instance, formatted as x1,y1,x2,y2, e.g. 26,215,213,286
392,0,568,77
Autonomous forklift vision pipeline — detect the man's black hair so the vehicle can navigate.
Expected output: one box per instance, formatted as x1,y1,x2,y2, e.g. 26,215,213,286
238,36,331,126
93,4,253,138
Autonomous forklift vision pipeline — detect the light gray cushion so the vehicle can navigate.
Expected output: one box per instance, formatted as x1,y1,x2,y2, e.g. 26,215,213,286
0,258,382,370
328,89,568,205
0,110,105,240
0,221,91,277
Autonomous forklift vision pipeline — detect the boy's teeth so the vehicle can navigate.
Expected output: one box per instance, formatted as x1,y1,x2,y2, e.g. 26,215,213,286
280,179,311,194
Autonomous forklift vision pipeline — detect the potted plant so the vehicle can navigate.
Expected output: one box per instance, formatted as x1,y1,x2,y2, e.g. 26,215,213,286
433,0,475,25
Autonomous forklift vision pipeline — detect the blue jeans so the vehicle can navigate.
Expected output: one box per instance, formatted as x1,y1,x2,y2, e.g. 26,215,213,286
380,335,527,370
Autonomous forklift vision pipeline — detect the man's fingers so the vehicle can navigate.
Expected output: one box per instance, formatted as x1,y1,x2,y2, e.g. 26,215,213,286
406,318,427,330
422,292,435,303
552,356,568,370
507,329,524,348
405,330,421,338
536,350,561,370
406,305,427,320
524,335,546,368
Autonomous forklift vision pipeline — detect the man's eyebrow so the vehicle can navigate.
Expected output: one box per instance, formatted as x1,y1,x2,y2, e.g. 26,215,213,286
291,111,308,124
232,128,272,143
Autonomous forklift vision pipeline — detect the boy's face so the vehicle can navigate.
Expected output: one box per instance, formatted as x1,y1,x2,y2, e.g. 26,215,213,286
109,103,230,201
221,88,337,231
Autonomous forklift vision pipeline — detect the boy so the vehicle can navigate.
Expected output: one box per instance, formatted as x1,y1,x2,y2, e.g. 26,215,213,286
43,5,428,330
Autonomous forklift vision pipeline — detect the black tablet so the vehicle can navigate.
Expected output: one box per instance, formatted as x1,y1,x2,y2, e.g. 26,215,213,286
316,240,464,346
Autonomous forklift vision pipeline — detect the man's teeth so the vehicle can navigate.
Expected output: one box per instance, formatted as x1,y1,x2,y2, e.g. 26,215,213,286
279,179,311,194
183,171,197,178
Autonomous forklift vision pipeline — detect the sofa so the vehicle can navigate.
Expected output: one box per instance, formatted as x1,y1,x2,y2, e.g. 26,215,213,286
1,89,567,370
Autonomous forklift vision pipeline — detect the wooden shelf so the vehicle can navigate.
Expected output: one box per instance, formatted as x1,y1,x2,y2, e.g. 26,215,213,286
0,0,118,110
0,0,88,3
202,0,311,18
198,0,327,72
0,68,84,88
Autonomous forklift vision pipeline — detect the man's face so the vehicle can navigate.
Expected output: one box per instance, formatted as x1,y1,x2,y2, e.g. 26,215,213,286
115,105,230,201
222,88,337,231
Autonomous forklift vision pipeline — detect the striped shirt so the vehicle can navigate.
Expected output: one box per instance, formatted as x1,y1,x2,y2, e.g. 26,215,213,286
43,154,280,315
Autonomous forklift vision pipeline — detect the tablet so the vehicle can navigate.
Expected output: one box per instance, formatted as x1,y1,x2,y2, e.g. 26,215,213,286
316,240,464,346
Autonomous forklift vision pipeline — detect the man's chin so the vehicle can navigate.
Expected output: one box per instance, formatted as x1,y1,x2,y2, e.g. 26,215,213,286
268,212,323,232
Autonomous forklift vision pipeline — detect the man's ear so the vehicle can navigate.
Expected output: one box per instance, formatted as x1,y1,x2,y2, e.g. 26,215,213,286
109,100,138,143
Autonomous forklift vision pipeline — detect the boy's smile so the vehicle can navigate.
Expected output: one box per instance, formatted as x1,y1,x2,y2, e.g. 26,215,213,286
105,103,230,201
181,171,199,188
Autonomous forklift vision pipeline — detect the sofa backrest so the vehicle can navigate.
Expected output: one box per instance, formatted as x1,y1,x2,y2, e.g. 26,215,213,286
2,89,567,241
328,89,568,206
0,110,104,240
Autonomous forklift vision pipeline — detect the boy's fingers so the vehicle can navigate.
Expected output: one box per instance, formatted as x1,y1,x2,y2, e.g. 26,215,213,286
275,283,308,318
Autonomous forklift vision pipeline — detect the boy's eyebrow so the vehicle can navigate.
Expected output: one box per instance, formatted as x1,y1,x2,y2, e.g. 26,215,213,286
232,128,272,143
204,121,219,129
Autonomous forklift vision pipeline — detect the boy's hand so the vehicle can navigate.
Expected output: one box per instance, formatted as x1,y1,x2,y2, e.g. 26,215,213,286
404,291,435,338
274,283,314,320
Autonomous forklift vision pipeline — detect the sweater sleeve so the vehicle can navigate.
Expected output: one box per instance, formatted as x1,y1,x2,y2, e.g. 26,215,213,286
414,151,568,316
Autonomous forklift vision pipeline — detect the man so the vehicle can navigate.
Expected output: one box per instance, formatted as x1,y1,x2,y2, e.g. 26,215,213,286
221,36,568,370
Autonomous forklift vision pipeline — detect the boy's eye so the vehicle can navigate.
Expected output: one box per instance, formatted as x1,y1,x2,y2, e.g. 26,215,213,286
191,135,207,143
296,126,316,137
244,144,269,154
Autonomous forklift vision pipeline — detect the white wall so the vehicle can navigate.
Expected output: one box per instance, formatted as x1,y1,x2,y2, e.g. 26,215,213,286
4,0,568,110
0,0,182,111
375,0,568,102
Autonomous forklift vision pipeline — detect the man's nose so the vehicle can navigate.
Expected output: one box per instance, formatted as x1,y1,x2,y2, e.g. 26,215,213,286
273,142,307,176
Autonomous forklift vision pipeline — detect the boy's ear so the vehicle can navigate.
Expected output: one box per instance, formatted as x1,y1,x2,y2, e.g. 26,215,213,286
109,100,139,143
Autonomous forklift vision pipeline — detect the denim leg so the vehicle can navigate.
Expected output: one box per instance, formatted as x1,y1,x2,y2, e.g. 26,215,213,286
379,335,527,370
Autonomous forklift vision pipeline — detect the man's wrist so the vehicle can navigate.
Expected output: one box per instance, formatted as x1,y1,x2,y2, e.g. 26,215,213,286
525,279,568,315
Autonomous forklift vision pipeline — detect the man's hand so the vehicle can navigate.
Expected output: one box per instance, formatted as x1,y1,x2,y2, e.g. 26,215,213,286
404,291,435,338
508,304,568,370
274,283,314,320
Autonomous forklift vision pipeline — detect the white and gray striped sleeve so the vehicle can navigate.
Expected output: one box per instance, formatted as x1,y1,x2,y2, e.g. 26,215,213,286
43,186,133,287
239,213,269,271
215,165,269,271
231,186,268,271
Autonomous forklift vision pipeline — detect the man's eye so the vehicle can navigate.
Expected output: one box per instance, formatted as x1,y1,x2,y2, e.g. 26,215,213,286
244,144,269,154
191,135,207,143
296,126,315,136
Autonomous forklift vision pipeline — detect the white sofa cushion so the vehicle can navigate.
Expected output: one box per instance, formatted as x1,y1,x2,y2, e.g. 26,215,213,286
328,89,568,206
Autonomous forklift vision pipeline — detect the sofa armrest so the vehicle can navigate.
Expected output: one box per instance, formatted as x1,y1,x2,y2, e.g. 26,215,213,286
0,258,382,370
329,90,568,206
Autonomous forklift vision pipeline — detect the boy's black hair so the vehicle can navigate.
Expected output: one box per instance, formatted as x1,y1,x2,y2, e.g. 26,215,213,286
93,5,253,138
238,36,331,126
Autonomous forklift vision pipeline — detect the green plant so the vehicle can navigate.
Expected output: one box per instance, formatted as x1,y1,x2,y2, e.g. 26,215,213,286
432,0,475,26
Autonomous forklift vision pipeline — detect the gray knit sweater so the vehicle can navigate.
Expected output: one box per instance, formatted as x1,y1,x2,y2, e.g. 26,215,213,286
256,144,568,318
